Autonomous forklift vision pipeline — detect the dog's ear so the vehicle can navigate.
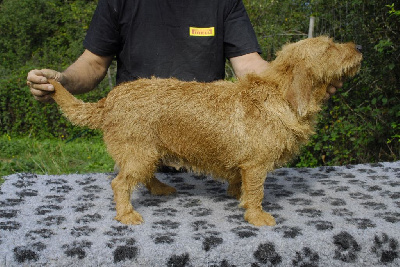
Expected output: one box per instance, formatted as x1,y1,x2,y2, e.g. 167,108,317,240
284,66,312,117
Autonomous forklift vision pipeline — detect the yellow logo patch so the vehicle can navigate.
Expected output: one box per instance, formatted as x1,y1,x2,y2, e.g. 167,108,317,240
189,27,215,37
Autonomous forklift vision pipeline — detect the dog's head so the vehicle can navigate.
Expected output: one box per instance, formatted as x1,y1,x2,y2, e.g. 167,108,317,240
272,36,362,117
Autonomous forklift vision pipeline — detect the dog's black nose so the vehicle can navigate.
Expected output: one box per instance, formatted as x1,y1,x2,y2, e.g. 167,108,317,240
355,45,362,52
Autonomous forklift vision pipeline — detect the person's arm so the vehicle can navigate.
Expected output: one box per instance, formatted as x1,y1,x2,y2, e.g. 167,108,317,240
229,52,342,99
27,49,113,102
230,52,269,78
61,49,113,94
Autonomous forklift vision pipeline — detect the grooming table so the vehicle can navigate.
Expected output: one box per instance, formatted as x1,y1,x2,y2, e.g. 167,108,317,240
1,162,399,266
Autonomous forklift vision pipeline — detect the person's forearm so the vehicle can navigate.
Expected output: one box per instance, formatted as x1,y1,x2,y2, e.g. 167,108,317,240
230,52,270,78
60,50,112,94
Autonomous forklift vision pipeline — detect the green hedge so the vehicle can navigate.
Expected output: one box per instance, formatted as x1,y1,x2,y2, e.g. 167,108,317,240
244,0,400,165
0,0,109,138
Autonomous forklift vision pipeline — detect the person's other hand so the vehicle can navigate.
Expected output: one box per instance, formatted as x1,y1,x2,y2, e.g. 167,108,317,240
27,69,62,103
325,79,343,100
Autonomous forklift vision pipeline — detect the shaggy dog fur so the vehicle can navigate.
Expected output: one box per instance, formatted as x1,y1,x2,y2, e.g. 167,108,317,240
48,36,362,226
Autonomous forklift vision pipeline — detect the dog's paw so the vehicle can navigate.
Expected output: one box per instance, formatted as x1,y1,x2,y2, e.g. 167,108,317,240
244,209,276,227
115,211,144,225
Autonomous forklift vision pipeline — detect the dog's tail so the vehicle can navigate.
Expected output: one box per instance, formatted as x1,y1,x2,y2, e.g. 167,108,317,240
48,79,104,129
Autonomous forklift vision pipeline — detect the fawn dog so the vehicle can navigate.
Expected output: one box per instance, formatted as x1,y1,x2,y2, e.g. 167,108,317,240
47,37,362,226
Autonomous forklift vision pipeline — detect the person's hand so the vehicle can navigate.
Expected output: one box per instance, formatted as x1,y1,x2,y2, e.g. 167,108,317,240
325,79,343,100
27,69,62,103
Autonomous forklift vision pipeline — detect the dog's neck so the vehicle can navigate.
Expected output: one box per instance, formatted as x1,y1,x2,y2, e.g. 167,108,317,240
240,70,324,140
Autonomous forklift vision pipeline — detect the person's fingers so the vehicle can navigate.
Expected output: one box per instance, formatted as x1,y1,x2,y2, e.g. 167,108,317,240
330,79,343,89
29,87,53,97
324,85,337,100
27,80,54,92
324,79,344,100
27,69,61,94
27,69,47,84
327,84,337,95
40,69,62,81
324,92,331,101
27,69,60,81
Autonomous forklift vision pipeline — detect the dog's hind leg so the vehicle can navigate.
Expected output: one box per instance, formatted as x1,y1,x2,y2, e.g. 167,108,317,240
111,149,158,225
227,171,242,200
115,162,175,195
144,176,177,195
111,172,144,224
227,181,242,200
240,166,276,226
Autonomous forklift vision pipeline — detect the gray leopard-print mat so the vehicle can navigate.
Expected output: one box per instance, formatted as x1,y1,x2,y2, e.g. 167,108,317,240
1,162,399,266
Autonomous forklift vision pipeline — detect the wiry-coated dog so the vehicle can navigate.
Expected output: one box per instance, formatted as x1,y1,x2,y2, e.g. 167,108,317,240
48,37,362,226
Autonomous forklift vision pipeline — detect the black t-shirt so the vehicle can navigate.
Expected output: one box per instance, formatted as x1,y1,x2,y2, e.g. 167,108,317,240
84,0,261,84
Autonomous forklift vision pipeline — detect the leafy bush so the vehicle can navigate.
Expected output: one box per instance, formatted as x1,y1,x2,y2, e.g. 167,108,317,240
0,0,111,138
245,0,399,165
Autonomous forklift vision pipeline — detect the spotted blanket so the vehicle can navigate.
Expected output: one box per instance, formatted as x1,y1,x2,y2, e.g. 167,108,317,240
1,162,399,266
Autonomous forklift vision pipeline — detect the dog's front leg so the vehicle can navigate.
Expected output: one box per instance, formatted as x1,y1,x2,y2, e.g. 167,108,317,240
240,166,276,226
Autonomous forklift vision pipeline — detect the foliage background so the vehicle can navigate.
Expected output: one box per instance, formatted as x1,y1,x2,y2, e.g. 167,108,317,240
0,0,399,167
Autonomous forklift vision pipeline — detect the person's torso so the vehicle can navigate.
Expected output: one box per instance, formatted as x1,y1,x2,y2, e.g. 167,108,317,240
114,0,229,83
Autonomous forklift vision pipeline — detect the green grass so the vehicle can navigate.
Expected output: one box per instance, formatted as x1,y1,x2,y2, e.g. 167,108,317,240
0,134,114,184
